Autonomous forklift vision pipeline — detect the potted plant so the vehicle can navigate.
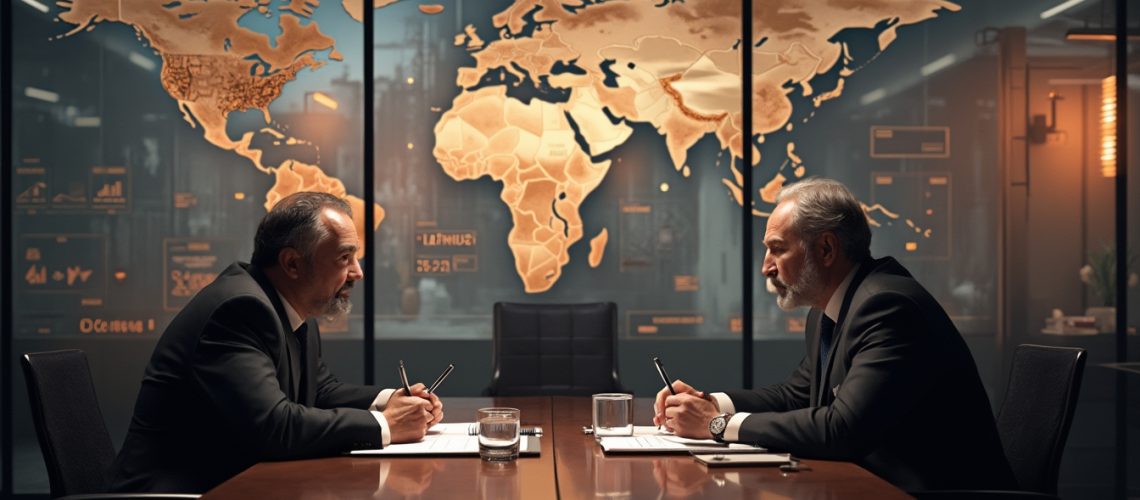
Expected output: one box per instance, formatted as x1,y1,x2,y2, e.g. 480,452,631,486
1079,244,1138,332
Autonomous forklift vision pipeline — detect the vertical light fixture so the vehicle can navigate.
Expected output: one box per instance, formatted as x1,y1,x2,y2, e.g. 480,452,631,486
1100,75,1116,177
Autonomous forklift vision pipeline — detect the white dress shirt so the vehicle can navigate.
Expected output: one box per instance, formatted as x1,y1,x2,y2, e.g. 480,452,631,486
712,264,860,442
278,292,393,447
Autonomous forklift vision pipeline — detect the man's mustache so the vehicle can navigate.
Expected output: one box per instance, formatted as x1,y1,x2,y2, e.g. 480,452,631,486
770,276,789,290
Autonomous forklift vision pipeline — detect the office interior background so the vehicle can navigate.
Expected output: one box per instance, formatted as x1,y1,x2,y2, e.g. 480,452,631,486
0,0,1137,497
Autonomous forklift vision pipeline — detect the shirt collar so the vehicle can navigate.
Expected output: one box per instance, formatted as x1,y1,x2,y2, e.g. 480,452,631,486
276,290,306,333
823,264,861,323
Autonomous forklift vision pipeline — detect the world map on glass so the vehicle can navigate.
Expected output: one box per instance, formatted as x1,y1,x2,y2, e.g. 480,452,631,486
54,0,958,294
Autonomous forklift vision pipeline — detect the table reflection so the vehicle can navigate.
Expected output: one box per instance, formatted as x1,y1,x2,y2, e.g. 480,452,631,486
477,460,521,498
374,460,444,497
593,447,633,498
587,448,864,500
652,458,715,498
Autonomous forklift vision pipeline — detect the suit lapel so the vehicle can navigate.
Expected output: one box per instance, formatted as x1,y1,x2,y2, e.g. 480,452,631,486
247,265,303,402
806,308,822,406
817,258,878,406
286,325,303,402
298,320,316,405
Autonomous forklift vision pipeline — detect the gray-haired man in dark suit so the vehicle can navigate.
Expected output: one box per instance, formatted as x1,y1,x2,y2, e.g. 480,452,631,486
111,192,442,493
655,178,1015,492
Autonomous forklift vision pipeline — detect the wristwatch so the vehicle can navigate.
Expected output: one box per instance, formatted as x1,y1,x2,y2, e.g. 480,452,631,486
708,413,732,442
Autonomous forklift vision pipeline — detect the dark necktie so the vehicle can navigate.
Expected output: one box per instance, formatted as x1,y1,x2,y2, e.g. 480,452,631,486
818,315,836,371
295,323,309,402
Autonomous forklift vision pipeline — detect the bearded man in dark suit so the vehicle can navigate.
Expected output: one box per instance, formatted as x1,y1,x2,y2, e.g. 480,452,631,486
111,192,442,493
654,178,1015,492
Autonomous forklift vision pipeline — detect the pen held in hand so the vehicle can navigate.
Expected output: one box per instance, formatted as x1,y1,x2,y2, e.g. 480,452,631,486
653,356,676,430
653,356,676,395
398,360,413,396
426,363,454,394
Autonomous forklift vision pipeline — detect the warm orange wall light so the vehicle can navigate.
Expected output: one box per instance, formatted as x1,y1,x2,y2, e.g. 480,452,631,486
1101,75,1116,178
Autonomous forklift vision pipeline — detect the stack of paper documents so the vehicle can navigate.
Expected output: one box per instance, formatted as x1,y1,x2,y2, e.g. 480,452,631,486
350,423,539,456
597,426,766,454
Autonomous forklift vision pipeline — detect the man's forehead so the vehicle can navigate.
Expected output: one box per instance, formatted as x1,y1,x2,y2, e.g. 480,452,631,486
765,202,794,235
318,210,359,245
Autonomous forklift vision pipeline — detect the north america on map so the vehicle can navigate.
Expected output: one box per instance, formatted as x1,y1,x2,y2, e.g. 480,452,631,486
56,0,386,258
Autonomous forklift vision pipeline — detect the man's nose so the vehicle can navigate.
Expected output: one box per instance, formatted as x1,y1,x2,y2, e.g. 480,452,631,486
349,259,364,281
762,250,776,277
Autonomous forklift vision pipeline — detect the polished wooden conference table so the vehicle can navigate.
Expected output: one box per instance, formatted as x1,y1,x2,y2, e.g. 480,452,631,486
202,397,910,499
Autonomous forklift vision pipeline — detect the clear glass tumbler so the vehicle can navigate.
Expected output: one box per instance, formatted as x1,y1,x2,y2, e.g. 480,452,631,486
477,407,520,461
592,393,634,436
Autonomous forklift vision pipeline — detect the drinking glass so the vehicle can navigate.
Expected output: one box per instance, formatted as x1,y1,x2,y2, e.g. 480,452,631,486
477,407,520,461
592,393,634,436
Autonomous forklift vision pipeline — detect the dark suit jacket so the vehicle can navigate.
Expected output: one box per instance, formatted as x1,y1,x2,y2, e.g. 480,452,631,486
110,262,384,493
724,257,1015,492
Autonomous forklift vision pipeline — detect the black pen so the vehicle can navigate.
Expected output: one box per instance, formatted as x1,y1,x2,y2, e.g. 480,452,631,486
653,356,676,431
653,356,676,395
398,360,413,396
426,363,454,394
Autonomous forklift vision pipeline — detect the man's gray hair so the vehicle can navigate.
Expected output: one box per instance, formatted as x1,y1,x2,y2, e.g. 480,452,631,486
776,178,872,262
251,192,353,268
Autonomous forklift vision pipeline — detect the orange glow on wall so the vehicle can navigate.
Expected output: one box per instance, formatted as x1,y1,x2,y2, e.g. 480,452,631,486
1100,76,1116,178
311,92,339,111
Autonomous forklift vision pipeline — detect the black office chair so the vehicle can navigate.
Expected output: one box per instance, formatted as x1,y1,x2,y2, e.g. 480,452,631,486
914,344,1086,500
485,302,623,396
22,349,199,499
996,344,1086,495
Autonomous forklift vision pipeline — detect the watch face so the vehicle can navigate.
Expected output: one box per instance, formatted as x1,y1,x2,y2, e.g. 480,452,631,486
709,415,727,435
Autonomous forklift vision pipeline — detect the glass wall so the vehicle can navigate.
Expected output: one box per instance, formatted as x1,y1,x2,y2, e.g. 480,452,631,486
1123,1,1138,493
747,0,1004,384
749,0,1005,384
748,1,1138,498
1,1,6,494
372,1,744,396
1,0,1137,497
7,0,361,493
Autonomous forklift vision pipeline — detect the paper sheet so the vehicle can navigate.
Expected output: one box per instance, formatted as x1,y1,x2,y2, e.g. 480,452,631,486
597,426,766,454
350,423,535,456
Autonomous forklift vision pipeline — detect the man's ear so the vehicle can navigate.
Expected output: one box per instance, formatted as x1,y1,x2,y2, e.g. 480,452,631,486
278,248,305,280
816,232,839,267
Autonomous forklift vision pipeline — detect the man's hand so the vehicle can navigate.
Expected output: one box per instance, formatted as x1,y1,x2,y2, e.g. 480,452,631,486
656,380,715,437
661,393,719,439
426,392,444,426
405,382,444,426
384,383,434,443
653,379,718,429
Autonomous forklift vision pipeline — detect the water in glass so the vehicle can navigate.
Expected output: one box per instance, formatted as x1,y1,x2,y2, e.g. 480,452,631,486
477,408,520,461
592,393,634,436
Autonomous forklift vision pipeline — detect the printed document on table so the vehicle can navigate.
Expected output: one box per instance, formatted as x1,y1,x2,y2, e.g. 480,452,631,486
598,426,765,454
350,423,539,456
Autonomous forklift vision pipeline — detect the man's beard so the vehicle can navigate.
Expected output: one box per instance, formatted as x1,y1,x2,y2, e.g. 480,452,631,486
770,250,823,311
321,285,354,318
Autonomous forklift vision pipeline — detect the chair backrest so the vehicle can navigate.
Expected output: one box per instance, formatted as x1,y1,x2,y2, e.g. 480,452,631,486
22,349,116,497
487,302,622,396
996,344,1086,495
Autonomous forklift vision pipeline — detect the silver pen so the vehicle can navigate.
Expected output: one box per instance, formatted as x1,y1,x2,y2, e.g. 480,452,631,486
427,363,454,394
398,360,413,395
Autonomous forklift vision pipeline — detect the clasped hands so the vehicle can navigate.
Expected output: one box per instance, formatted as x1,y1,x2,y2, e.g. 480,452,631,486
384,383,444,443
652,379,720,440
